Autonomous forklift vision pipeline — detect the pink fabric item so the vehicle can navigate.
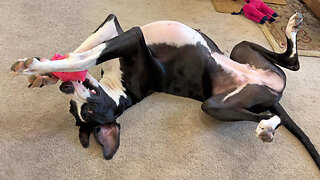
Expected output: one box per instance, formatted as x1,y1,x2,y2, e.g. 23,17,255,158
51,54,87,82
242,0,276,23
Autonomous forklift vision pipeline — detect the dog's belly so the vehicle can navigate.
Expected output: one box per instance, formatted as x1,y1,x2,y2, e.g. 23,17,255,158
147,43,212,101
211,52,285,95
140,21,215,101
141,21,284,99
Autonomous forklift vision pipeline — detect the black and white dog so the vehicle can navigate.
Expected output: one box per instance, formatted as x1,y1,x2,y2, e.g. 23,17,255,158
11,13,319,169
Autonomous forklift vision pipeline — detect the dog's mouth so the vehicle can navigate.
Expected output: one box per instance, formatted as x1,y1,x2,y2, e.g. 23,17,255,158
59,79,100,98
82,78,100,95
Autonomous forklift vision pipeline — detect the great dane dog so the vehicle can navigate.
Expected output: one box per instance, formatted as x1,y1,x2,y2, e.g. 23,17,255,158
11,13,319,169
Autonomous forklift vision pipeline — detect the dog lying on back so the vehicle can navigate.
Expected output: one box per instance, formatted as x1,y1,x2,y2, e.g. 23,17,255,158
11,13,319,169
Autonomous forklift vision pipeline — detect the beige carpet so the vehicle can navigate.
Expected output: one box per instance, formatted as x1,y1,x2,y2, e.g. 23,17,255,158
260,0,320,57
1,0,319,179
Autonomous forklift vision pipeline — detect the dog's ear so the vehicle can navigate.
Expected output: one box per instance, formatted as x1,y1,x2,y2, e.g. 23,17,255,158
78,126,92,148
94,123,120,160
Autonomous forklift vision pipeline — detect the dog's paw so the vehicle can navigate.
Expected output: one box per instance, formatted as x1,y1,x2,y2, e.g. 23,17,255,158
256,123,274,142
27,73,59,88
255,116,281,143
11,57,47,75
286,12,303,36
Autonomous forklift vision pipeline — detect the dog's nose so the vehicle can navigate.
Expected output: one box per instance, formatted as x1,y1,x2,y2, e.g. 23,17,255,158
59,81,75,94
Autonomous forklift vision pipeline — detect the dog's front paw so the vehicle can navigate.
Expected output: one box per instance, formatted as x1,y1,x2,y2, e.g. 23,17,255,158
27,73,59,88
11,57,46,75
255,116,281,143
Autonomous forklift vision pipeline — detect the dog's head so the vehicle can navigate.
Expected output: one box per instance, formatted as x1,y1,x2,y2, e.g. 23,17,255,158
59,73,131,160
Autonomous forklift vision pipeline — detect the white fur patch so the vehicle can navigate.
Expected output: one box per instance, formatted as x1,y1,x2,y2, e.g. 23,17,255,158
289,32,297,58
223,84,246,102
75,100,85,122
256,116,281,135
99,59,126,106
67,87,88,122
286,14,299,58
263,116,281,129
141,21,210,50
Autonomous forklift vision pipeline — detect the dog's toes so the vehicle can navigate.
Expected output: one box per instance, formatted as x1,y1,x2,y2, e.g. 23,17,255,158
11,61,25,72
31,76,44,88
256,116,281,143
24,58,35,68
293,13,303,29
42,74,59,86
28,73,59,88
256,126,274,143
11,57,43,75
287,13,303,33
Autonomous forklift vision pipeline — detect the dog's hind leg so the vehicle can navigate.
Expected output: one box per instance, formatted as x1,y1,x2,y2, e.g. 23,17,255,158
230,13,302,71
202,84,282,142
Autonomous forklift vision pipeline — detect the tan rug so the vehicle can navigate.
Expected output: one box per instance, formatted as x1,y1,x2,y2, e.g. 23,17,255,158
210,0,245,13
210,0,286,13
264,0,287,5
260,0,320,57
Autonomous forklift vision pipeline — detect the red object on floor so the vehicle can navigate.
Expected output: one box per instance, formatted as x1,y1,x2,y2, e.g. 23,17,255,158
242,0,277,24
51,54,87,82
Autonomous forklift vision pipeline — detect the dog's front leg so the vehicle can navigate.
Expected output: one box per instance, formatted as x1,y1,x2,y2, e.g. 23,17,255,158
11,27,145,76
11,42,107,75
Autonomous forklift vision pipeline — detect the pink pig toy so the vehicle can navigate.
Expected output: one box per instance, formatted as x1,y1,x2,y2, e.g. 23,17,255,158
51,54,87,82
232,0,278,24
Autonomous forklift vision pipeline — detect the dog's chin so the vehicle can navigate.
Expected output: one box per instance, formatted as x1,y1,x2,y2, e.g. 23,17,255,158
94,123,121,160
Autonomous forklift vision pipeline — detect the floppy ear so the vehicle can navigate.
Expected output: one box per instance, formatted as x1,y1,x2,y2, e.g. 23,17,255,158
94,123,120,160
78,126,93,148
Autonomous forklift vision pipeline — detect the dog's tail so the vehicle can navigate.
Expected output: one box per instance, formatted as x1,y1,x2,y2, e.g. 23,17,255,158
270,103,320,169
